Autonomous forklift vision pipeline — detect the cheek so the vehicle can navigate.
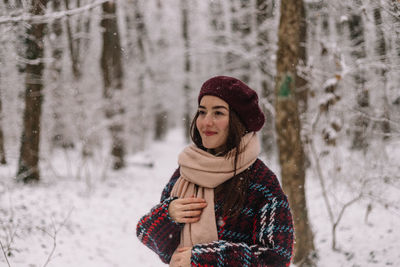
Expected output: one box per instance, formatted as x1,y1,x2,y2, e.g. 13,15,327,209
220,119,229,132
196,117,202,130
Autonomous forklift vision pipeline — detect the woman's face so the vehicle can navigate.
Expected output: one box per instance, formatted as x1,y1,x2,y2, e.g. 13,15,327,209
196,95,230,152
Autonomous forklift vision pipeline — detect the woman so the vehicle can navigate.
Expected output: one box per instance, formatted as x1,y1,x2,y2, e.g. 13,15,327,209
136,76,294,267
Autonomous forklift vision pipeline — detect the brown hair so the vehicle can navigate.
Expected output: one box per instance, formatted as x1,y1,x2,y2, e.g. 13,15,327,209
190,108,249,219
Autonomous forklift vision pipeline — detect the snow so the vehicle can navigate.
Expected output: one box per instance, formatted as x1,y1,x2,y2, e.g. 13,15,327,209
1,128,399,267
322,78,338,90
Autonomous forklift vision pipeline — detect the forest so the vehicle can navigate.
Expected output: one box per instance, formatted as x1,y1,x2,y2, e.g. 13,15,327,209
0,0,399,266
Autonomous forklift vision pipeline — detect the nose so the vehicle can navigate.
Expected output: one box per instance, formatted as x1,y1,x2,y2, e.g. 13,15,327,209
203,113,213,126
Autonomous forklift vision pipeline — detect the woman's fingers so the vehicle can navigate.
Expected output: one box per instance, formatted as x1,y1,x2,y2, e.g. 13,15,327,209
183,209,202,217
176,197,206,205
169,197,208,223
183,202,207,211
180,217,201,223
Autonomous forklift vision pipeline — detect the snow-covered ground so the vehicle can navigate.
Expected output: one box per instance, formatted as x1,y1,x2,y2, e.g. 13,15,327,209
0,128,399,267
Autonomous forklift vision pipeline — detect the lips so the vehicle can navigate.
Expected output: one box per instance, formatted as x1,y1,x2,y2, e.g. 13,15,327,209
204,131,217,136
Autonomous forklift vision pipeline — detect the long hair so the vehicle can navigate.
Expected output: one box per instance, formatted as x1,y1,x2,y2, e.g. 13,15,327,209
190,108,249,219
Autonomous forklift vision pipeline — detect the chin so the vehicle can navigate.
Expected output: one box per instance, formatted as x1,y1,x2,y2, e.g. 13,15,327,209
203,143,217,149
203,141,225,151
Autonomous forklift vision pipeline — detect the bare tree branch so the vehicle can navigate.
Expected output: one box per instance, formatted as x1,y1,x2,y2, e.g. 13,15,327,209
0,0,113,25
39,208,73,267
0,239,12,267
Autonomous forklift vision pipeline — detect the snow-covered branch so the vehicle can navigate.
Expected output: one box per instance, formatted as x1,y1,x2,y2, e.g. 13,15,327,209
0,0,113,25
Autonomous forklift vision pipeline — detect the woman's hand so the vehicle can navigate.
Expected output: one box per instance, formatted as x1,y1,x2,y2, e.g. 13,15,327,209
169,197,207,224
170,247,192,267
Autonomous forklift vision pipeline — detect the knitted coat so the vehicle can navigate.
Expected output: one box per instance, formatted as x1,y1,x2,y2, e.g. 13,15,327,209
136,159,294,267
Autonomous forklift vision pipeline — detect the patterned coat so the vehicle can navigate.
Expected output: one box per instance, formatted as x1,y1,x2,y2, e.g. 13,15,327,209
136,159,294,266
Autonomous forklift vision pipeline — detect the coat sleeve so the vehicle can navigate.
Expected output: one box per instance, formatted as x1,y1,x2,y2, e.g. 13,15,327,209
136,168,182,264
191,185,294,266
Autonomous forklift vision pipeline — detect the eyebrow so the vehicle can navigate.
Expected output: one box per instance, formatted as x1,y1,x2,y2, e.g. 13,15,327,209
198,105,229,111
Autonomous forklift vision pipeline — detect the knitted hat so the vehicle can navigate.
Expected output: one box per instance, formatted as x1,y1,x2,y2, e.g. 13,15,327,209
198,76,265,132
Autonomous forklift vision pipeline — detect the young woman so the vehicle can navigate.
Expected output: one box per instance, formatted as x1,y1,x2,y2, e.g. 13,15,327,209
136,76,294,267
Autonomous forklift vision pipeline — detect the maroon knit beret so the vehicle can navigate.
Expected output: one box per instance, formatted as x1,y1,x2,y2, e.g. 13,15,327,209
198,76,265,132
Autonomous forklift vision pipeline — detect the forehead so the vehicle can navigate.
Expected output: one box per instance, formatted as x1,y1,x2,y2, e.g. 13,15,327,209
199,95,229,108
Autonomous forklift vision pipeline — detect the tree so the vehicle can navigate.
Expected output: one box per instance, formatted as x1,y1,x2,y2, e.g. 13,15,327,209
132,0,151,149
224,0,254,83
181,0,192,140
256,0,277,154
63,0,94,156
100,1,125,169
153,1,168,141
63,0,92,80
274,0,315,265
0,79,6,164
372,0,391,138
48,0,74,149
17,0,48,183
347,1,369,149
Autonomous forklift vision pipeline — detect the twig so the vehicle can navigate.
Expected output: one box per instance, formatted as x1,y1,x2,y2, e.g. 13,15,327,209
309,110,335,224
332,193,363,251
309,140,334,225
39,208,74,267
309,108,364,250
0,240,11,267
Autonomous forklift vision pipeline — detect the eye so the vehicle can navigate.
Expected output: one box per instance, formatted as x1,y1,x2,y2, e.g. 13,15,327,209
198,110,206,115
215,111,225,116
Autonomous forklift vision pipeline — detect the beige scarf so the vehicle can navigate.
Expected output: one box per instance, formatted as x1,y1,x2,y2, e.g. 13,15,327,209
170,132,260,247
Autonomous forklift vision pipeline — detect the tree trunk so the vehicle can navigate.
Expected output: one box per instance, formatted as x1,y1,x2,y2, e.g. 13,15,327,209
64,0,94,157
0,82,6,164
275,0,315,265
228,0,252,82
133,0,150,150
256,0,276,154
63,0,93,77
49,0,74,149
373,2,391,138
208,0,226,71
181,0,192,141
348,7,369,149
64,0,82,80
17,0,48,183
391,0,400,58
153,0,168,141
100,1,125,170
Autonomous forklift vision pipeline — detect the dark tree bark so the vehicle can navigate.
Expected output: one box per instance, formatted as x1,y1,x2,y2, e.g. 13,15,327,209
63,0,80,79
17,0,48,183
154,110,167,141
373,3,391,138
275,0,315,265
181,0,192,141
348,4,369,149
63,0,93,80
390,0,400,58
100,1,125,170
64,0,81,79
0,83,6,165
